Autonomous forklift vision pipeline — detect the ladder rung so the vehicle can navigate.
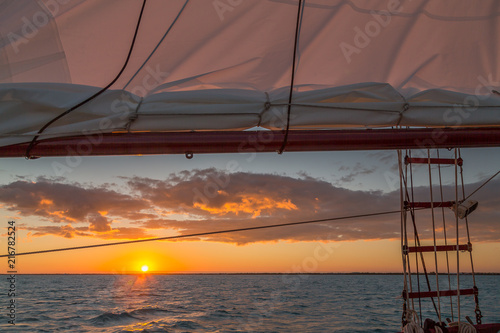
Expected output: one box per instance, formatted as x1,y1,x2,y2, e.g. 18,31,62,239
405,201,454,209
405,157,463,166
405,288,477,299
405,244,471,253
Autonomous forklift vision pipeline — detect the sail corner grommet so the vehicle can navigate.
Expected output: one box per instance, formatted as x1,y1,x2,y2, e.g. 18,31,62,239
185,152,194,159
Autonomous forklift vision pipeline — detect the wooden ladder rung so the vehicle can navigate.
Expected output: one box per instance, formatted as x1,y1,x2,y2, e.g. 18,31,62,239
405,156,463,166
405,201,454,209
405,288,477,299
405,244,471,254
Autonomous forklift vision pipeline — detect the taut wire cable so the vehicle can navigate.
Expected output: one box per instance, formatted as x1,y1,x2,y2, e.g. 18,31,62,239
1,210,400,258
278,0,304,154
463,169,500,202
122,0,190,90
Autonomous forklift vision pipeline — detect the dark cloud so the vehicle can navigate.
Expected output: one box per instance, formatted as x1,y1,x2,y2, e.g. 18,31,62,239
399,180,500,243
0,179,148,222
135,216,401,245
368,151,399,171
88,213,112,232
0,178,150,239
98,227,153,240
126,168,396,219
23,224,153,240
337,163,377,183
126,169,402,244
26,224,92,239
1,171,499,244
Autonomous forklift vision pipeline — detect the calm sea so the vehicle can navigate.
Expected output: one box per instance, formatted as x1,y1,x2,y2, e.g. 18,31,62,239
1,274,499,332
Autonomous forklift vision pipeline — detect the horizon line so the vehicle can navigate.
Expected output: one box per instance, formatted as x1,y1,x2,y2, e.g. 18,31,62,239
3,272,499,275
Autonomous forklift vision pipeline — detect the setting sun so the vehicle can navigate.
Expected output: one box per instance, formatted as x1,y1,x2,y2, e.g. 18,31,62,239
141,265,149,272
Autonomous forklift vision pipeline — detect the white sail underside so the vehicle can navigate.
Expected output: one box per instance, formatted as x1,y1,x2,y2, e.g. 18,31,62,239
1,0,500,147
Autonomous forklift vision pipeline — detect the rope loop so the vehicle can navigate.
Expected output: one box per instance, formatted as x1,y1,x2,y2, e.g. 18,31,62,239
403,322,424,333
458,322,477,333
403,310,424,333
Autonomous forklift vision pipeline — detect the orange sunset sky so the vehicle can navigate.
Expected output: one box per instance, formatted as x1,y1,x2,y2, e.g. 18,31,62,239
1,148,500,274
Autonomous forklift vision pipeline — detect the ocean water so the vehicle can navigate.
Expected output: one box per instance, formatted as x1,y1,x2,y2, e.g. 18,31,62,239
1,274,499,332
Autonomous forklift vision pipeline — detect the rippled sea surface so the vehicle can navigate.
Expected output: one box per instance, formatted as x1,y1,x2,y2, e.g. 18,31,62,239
1,274,499,332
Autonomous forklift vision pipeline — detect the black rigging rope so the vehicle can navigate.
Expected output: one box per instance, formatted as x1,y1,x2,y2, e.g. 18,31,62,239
278,0,304,154
463,169,500,202
24,0,148,159
0,210,400,258
122,0,190,90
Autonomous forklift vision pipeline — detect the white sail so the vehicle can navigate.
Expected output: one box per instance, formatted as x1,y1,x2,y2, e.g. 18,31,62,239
1,0,500,148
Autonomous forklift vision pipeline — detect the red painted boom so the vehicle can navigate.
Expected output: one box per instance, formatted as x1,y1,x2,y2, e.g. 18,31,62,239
2,127,500,158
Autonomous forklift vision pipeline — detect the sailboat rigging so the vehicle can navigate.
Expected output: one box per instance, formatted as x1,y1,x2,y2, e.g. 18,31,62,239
1,0,499,331
398,148,500,333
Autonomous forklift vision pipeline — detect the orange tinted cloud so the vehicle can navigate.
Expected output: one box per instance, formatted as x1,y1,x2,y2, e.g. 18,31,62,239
194,195,297,217
1,172,499,244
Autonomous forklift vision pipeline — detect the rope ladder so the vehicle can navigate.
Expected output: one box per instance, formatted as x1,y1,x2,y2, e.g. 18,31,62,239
399,148,482,332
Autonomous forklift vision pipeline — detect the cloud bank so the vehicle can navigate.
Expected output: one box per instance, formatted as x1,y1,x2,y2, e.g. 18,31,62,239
1,169,498,244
